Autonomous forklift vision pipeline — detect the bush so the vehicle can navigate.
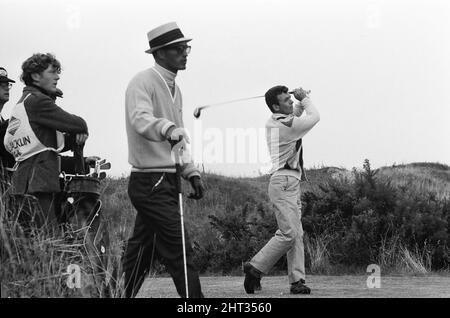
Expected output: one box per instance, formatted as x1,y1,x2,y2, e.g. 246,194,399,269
192,201,277,274
302,159,450,271
193,159,450,274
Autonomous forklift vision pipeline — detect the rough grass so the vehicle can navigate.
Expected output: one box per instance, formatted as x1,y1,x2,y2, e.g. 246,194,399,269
377,235,434,274
377,162,450,200
0,185,125,298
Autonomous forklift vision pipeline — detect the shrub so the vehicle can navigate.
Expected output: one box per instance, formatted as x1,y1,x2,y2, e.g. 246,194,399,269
301,159,450,271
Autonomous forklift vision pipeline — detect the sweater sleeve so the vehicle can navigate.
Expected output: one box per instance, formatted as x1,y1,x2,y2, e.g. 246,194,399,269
288,97,320,139
126,76,176,141
293,101,305,117
27,95,88,134
181,162,201,179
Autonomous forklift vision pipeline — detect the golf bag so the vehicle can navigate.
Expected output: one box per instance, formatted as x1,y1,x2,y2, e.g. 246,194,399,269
58,145,111,297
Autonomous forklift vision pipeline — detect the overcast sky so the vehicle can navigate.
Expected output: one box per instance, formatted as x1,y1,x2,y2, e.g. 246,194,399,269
1,0,449,177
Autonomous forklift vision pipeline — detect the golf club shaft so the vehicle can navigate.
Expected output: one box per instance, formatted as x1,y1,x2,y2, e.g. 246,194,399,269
193,90,311,118
99,162,111,170
198,93,268,110
175,162,189,298
199,91,293,111
179,191,189,298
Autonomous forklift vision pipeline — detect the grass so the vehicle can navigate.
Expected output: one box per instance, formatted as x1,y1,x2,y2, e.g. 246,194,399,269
0,185,125,298
377,162,450,200
138,275,450,298
378,234,433,275
304,233,333,274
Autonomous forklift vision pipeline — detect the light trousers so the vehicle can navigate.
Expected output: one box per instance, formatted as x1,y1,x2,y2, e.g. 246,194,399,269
250,175,305,283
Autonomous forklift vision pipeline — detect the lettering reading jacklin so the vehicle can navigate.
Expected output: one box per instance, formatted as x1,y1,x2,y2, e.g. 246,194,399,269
177,302,211,315
9,136,31,149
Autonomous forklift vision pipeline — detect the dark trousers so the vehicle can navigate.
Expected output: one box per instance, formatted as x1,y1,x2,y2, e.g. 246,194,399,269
122,172,203,298
35,192,57,227
13,192,57,230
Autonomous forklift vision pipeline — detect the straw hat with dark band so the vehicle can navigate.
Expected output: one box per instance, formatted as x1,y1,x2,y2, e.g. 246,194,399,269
145,22,192,54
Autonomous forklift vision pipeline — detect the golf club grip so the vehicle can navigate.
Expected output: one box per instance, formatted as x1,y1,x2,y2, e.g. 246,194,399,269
289,89,311,95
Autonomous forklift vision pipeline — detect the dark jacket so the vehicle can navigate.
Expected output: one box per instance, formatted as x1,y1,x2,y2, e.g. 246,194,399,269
10,85,88,194
0,117,15,169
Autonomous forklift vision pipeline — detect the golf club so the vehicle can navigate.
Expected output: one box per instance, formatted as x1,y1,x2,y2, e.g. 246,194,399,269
99,162,111,170
193,90,311,119
93,159,106,176
88,171,107,179
170,140,189,298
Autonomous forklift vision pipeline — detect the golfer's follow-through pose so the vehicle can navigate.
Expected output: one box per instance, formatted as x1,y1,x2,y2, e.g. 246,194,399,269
244,86,320,294
123,22,205,298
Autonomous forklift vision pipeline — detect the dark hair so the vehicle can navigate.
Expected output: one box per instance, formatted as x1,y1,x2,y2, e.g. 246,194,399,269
265,85,289,113
21,53,61,86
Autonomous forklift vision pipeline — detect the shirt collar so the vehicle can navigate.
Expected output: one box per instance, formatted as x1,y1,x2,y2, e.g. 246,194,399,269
154,63,177,87
23,84,52,97
272,112,291,120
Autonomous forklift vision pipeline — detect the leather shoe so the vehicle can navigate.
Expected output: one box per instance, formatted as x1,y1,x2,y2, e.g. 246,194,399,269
243,262,262,294
290,279,311,294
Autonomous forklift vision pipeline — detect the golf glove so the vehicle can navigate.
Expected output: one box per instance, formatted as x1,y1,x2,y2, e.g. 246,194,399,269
188,176,204,200
170,139,192,165
293,87,310,101
166,127,190,143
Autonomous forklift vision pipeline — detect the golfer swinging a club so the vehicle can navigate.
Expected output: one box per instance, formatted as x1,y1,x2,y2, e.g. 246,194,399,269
123,22,205,298
244,86,320,294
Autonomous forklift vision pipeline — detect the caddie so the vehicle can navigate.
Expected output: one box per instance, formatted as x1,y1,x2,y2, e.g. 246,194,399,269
4,53,89,228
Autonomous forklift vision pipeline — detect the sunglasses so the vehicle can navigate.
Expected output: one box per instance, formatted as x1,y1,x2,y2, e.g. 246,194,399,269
164,44,191,55
0,83,12,89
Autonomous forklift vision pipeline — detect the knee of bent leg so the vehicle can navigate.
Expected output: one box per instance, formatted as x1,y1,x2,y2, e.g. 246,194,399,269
282,228,301,244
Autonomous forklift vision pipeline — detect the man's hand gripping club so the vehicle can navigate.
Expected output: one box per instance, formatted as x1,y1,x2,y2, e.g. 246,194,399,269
166,126,205,200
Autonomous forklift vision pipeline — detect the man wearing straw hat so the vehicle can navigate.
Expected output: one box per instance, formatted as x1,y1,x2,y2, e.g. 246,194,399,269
123,22,205,298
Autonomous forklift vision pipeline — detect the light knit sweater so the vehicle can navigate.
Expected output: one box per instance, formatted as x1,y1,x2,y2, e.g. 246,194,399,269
266,97,320,180
125,63,200,179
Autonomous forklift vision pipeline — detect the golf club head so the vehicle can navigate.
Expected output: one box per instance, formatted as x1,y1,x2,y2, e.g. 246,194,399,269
193,107,202,119
93,158,106,174
99,162,111,170
98,172,107,180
